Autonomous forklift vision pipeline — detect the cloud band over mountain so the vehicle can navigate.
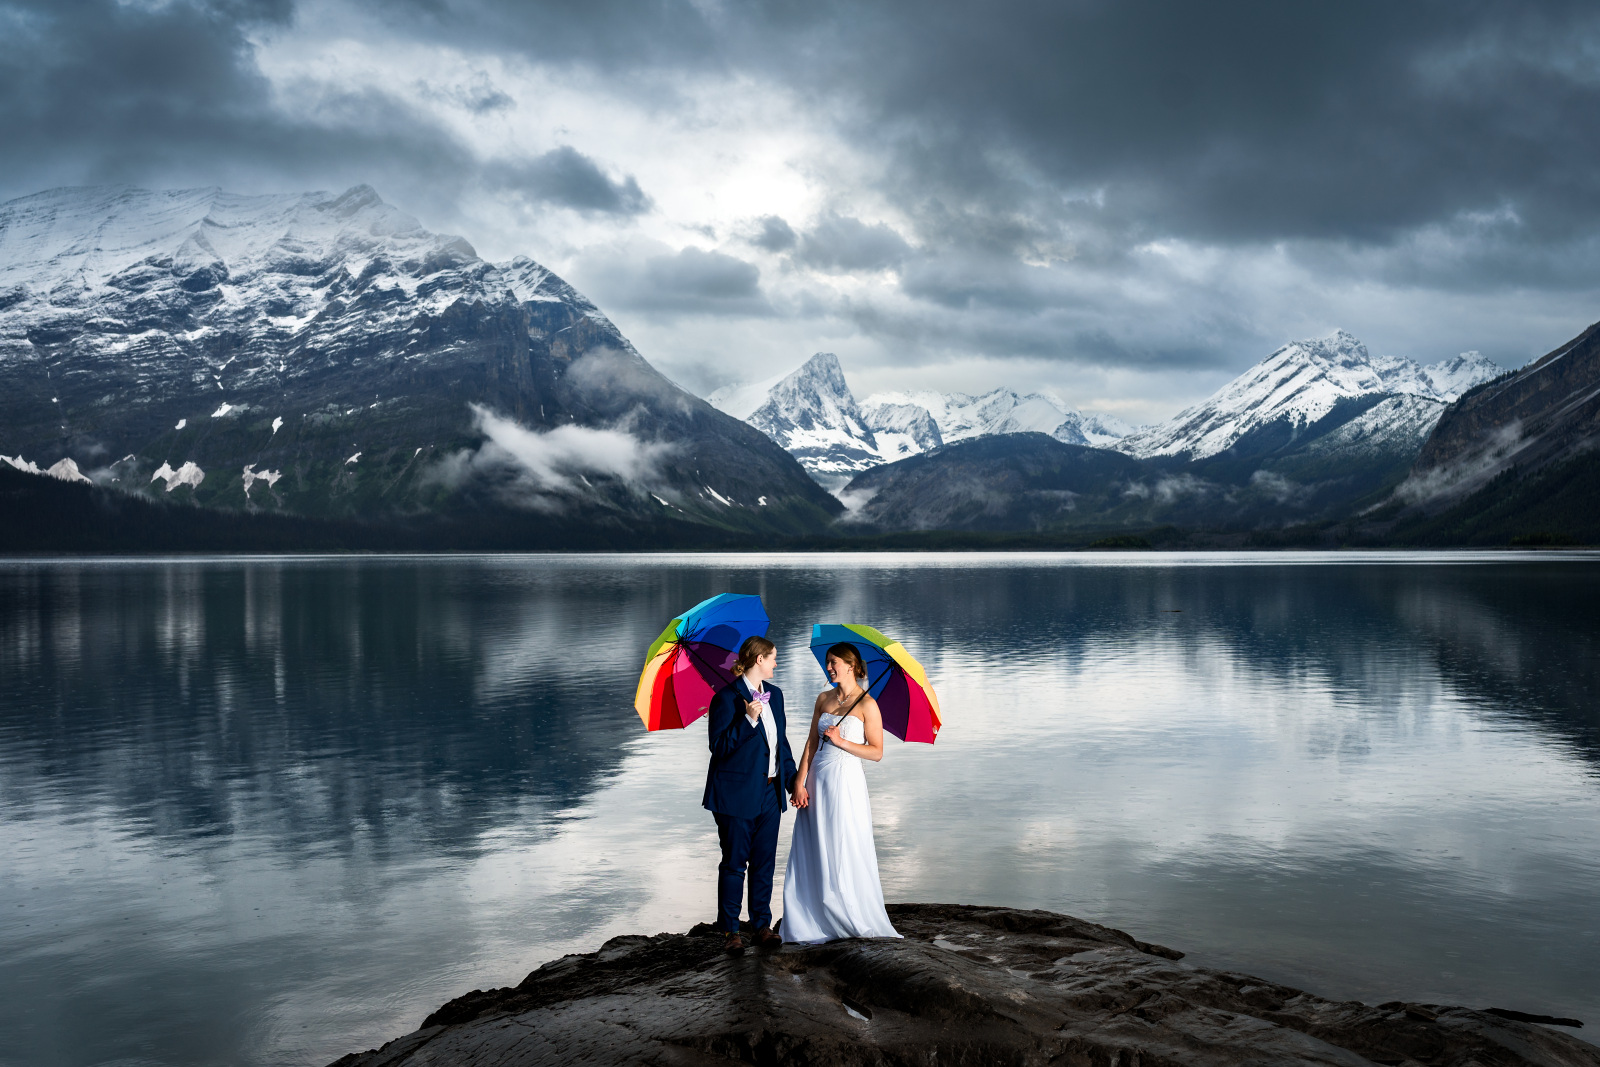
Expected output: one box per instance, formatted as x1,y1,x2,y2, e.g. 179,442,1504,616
4,1,1600,422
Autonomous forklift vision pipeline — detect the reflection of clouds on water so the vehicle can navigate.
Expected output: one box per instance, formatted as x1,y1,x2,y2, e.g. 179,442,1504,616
471,584,654,707
1,553,1598,1067
862,597,1600,1020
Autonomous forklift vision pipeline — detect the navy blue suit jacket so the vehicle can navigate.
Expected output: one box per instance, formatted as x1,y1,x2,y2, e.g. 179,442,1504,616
702,676,799,820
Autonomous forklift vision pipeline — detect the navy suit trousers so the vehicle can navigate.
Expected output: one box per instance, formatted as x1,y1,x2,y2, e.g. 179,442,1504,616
713,777,782,932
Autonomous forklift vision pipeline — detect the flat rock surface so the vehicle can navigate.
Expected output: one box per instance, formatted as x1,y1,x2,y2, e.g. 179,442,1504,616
329,903,1598,1067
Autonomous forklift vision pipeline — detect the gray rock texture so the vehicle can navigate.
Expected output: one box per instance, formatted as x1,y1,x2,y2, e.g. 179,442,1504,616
328,903,1597,1067
1403,319,1600,507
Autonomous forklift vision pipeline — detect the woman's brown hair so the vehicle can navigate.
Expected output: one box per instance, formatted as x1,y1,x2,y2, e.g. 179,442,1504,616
825,642,867,680
731,635,776,676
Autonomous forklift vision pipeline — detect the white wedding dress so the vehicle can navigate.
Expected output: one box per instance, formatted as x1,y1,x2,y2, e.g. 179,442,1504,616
781,711,902,943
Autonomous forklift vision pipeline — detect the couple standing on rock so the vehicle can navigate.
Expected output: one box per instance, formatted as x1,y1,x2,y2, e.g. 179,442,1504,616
703,634,903,953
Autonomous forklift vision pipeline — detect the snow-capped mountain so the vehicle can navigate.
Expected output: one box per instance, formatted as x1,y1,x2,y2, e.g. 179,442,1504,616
863,402,942,460
874,389,1067,440
0,184,839,532
1052,410,1139,449
863,388,1134,450
1116,330,1501,461
710,353,880,489
1419,351,1503,400
711,356,1137,488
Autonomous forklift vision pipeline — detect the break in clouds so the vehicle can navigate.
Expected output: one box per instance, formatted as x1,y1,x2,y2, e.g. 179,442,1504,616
6,0,1600,420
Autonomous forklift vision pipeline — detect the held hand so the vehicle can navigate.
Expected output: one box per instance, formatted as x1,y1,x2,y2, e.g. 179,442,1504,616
822,723,844,747
790,783,809,808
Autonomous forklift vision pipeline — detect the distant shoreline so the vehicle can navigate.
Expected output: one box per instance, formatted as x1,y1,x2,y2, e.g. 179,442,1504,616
4,465,1595,554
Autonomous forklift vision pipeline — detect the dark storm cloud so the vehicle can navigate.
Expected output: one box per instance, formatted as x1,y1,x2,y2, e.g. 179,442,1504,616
395,0,1600,313
582,247,770,316
750,215,797,252
8,0,1600,377
731,0,1600,249
796,214,911,273
14,0,1600,260
0,0,478,202
390,0,1600,250
489,147,651,215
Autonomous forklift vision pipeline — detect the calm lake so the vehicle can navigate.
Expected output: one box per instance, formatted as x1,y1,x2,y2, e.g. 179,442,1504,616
1,552,1597,1067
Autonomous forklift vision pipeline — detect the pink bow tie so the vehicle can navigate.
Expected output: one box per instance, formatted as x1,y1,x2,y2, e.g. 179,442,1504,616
749,690,771,706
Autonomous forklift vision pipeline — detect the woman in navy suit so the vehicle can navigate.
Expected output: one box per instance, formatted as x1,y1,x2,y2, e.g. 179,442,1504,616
703,635,800,954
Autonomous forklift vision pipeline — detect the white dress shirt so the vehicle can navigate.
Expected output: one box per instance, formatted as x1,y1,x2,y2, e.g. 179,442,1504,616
745,680,779,778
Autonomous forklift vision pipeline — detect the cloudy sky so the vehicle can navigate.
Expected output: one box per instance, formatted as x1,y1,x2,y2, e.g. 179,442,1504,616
6,0,1600,421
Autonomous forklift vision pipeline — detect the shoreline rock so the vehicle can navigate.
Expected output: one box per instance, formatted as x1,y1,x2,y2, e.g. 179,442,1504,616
330,903,1597,1066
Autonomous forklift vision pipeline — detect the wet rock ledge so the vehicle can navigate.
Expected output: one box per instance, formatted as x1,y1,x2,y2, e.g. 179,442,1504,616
330,903,1597,1067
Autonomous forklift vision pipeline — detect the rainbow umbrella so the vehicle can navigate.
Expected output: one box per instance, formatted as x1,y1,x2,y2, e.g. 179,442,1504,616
809,623,941,743
634,594,769,731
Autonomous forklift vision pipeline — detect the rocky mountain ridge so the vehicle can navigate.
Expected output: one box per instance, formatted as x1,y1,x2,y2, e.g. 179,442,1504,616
709,352,1136,488
0,184,840,538
863,387,1135,448
723,352,883,490
1403,320,1600,505
709,331,1496,508
1117,330,1500,461
838,332,1505,535
1360,316,1600,545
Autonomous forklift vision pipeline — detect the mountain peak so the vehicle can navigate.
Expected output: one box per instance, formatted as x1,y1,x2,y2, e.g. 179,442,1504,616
0,183,455,294
743,353,879,490
0,181,842,535
787,351,850,393
327,184,385,216
713,357,1137,486
1421,351,1503,402
1269,329,1370,370
1119,331,1500,460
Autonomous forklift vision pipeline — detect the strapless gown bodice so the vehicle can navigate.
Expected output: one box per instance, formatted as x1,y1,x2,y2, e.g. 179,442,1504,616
811,712,864,768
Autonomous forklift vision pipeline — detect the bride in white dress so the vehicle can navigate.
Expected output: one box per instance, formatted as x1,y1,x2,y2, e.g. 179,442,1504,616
781,643,902,943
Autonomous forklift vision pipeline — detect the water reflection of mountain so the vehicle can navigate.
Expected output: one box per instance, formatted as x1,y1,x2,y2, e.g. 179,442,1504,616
1387,565,1600,765
3,558,1595,857
784,560,1600,770
0,561,715,854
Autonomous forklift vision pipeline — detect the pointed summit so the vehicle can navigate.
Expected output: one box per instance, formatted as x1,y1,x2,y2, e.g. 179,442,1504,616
742,353,880,490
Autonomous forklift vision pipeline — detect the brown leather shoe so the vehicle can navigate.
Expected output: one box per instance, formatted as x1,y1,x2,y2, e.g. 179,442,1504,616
753,925,782,949
723,932,746,955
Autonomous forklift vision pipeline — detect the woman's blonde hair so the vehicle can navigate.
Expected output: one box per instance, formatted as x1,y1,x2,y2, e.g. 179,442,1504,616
731,635,776,676
825,642,867,680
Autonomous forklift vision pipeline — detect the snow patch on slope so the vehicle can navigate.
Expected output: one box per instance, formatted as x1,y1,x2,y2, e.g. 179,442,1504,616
151,461,205,491
241,464,282,498
3,454,92,483
45,458,90,483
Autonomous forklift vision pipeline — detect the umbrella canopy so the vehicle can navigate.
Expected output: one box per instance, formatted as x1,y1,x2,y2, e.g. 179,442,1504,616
809,623,941,743
634,594,769,730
